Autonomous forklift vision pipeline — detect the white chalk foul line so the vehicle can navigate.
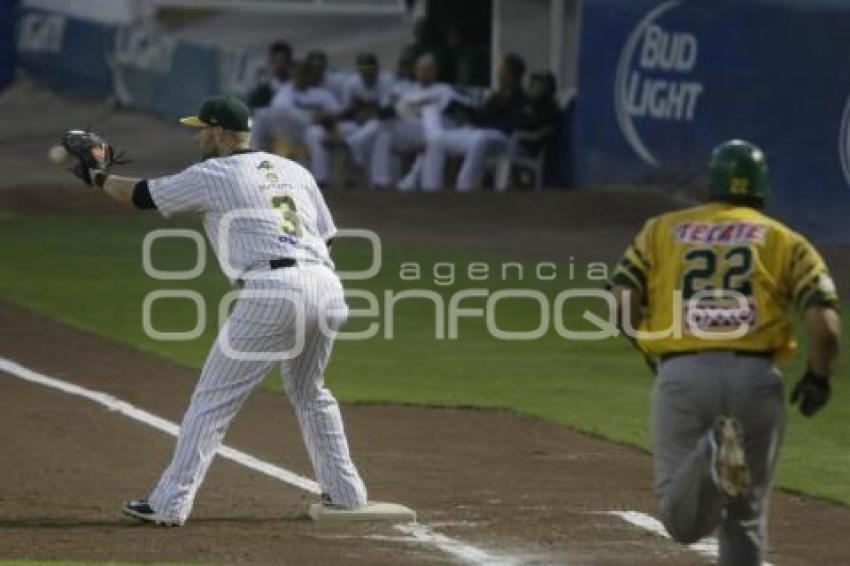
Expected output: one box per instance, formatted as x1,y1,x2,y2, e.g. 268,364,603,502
395,523,521,566
608,510,773,566
0,355,517,566
0,356,321,494
607,510,718,561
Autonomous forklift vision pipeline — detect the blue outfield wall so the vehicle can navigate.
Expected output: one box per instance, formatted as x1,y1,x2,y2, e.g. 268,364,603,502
15,8,263,121
573,0,850,243
16,8,113,98
0,0,19,91
111,24,220,118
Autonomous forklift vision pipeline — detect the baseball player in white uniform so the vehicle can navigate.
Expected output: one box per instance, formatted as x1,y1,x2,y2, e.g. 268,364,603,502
251,61,342,165
370,53,460,191
306,50,348,103
306,53,394,187
339,54,417,189
419,55,528,192
339,55,394,112
384,54,417,106
61,95,368,526
402,100,483,192
246,41,293,110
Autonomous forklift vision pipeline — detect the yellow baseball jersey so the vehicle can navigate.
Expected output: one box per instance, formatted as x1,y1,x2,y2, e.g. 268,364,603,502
610,202,839,360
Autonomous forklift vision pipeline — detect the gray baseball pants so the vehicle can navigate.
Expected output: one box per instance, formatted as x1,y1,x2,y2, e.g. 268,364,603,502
652,351,785,566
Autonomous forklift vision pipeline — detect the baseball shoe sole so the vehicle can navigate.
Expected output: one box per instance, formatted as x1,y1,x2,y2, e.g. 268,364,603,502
710,416,751,499
122,499,182,527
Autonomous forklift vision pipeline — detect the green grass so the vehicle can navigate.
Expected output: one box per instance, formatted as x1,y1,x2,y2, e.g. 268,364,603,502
0,213,848,504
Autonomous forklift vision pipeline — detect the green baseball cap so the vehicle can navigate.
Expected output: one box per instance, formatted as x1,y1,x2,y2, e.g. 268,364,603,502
180,95,251,132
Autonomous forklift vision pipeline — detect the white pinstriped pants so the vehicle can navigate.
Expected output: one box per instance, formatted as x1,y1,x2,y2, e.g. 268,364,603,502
148,265,367,522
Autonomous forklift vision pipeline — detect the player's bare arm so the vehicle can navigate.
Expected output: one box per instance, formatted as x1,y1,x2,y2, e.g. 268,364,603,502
97,174,163,213
100,175,141,205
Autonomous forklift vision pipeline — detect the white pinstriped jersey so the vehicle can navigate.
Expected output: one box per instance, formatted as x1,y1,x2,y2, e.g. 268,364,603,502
148,152,337,282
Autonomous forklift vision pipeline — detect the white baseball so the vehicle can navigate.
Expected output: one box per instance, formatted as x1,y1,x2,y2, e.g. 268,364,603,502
48,144,69,165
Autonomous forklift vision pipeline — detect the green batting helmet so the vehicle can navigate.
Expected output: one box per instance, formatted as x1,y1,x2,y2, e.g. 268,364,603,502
708,139,770,206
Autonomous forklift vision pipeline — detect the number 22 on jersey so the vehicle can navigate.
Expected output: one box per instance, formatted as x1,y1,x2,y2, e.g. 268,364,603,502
681,245,754,299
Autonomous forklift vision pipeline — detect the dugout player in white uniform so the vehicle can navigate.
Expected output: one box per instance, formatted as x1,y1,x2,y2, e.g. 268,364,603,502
337,53,417,189
306,50,348,103
246,41,293,110
424,54,528,192
251,61,342,162
305,53,394,187
370,53,460,190
64,96,368,526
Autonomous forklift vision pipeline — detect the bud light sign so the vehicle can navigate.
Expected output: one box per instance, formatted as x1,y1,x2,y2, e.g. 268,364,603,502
626,24,701,118
615,1,704,165
573,0,850,243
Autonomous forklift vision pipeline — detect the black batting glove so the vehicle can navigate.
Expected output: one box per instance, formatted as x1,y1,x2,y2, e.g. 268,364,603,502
790,369,831,417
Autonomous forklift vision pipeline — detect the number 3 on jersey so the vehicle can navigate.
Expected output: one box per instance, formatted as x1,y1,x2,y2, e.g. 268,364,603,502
271,194,302,237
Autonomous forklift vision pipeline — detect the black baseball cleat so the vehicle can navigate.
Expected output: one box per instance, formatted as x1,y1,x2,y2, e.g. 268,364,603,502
122,499,183,527
320,492,349,509
709,416,752,499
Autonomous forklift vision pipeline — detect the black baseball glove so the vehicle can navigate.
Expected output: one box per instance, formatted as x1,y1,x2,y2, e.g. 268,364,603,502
790,369,831,417
61,129,126,188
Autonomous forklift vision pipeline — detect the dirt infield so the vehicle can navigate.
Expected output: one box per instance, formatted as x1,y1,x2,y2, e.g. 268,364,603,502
0,186,849,566
3,300,850,566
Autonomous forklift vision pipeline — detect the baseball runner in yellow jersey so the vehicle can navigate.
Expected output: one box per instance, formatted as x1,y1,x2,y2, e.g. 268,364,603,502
609,140,841,565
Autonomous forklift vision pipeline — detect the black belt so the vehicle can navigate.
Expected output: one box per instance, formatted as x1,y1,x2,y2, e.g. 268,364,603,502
659,349,774,362
236,258,296,288
269,258,297,270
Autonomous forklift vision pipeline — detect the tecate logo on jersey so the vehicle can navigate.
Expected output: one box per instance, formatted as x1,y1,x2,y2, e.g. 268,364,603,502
615,1,704,165
839,92,850,188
